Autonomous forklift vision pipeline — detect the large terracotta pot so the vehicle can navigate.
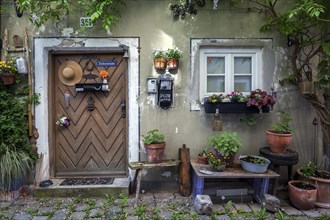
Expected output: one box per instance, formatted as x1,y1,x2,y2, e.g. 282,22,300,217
144,142,166,163
266,130,292,153
288,180,317,210
297,169,330,208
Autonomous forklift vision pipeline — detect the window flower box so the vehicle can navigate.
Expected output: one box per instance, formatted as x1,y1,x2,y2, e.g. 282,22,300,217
204,102,270,114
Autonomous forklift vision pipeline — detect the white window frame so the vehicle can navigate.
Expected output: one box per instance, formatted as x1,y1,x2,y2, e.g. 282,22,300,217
199,48,262,103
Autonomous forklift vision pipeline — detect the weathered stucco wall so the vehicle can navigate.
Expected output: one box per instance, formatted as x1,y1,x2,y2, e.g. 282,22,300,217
1,1,322,183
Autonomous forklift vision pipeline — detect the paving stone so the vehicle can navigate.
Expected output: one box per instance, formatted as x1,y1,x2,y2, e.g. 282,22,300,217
213,204,226,213
89,208,104,218
70,211,85,220
317,208,330,215
94,199,106,208
108,205,121,215
50,209,68,220
38,206,56,215
0,201,12,208
301,209,322,218
32,217,48,220
279,198,290,206
281,206,303,216
233,203,252,212
75,204,88,211
13,212,31,220
197,215,212,220
126,216,139,220
158,210,172,220
248,203,262,211
194,195,213,215
214,214,231,220
261,194,280,213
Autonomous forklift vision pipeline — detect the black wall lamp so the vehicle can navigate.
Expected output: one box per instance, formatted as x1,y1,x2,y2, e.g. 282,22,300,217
14,0,23,17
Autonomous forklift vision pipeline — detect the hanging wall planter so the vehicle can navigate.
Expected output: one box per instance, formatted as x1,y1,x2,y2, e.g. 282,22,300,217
0,73,16,85
167,59,178,70
154,58,166,70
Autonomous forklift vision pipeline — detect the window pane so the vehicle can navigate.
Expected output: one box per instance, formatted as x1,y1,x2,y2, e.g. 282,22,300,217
234,76,251,92
234,57,251,74
207,76,225,93
207,57,225,74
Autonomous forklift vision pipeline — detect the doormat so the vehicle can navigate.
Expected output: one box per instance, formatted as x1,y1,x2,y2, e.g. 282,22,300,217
60,178,114,186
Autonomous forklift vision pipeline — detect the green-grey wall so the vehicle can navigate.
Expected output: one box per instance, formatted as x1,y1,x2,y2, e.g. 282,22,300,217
1,0,322,182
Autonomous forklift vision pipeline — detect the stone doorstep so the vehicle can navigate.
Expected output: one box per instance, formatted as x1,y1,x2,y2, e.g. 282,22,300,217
34,177,129,198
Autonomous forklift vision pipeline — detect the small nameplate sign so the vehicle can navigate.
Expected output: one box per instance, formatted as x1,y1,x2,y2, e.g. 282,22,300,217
96,61,117,67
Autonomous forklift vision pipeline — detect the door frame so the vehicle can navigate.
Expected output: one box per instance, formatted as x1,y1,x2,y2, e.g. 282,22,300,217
34,38,140,180
49,49,129,177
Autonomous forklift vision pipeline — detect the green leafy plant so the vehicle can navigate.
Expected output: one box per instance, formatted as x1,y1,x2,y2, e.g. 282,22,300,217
207,152,226,168
206,94,223,103
300,161,321,178
153,50,166,59
165,47,183,60
143,129,165,145
226,91,246,103
208,132,242,157
0,143,33,192
272,111,293,134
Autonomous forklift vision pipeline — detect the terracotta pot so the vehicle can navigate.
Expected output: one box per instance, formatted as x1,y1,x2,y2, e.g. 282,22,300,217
288,180,317,210
197,155,208,164
297,169,330,208
144,142,166,163
0,73,15,85
266,130,292,153
167,59,178,69
154,58,166,70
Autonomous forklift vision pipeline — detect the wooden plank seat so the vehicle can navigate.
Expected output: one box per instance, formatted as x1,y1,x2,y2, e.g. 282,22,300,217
190,160,280,204
129,160,180,204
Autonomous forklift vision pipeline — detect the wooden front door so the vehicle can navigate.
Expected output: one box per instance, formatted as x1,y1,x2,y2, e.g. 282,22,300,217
50,51,127,177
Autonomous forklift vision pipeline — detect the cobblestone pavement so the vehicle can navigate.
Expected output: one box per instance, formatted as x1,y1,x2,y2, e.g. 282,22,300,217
1,191,330,220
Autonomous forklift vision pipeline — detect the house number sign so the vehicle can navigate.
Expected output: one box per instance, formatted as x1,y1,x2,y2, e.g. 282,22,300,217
96,61,117,67
80,17,93,28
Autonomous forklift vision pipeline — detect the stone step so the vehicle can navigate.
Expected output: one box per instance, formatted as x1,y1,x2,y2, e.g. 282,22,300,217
34,177,129,197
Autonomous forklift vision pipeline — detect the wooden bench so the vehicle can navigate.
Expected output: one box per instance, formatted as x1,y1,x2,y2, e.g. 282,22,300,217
191,160,280,204
129,160,180,204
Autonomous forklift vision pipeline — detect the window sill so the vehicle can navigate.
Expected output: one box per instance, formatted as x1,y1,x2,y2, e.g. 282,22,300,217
204,102,270,114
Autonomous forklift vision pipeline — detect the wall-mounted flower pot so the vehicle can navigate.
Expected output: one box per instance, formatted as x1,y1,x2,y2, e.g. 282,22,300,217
167,59,178,69
154,58,166,70
204,102,270,114
0,73,15,85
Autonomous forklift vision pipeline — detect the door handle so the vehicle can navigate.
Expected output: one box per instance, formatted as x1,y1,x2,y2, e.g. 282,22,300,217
121,99,126,118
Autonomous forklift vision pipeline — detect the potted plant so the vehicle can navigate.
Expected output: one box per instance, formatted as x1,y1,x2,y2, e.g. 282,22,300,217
266,111,293,153
239,155,270,173
165,47,183,69
297,161,330,208
246,89,276,113
0,56,18,85
207,152,226,171
288,180,317,210
197,148,209,164
153,50,166,70
0,143,33,192
208,131,242,167
142,129,166,163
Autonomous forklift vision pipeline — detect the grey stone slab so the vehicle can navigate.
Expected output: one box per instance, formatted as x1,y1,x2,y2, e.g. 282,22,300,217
108,205,121,215
233,203,252,212
125,216,139,220
75,204,88,211
89,208,104,218
194,195,213,215
214,214,231,220
32,217,48,220
248,203,262,212
301,209,322,218
158,210,172,220
94,199,106,208
0,201,12,208
70,211,86,220
281,206,303,216
317,208,330,215
197,215,212,220
213,204,226,213
38,206,56,215
50,209,68,220
13,212,31,220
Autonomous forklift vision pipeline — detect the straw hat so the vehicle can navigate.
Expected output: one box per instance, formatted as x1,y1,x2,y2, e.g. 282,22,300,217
58,61,83,86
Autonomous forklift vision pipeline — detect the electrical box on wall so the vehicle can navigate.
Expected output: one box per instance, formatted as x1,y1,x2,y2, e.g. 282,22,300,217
147,77,157,94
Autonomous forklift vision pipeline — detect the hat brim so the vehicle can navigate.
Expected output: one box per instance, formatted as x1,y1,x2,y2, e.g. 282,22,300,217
58,61,83,86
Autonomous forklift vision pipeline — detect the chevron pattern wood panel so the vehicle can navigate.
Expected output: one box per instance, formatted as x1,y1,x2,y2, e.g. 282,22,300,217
53,53,127,177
